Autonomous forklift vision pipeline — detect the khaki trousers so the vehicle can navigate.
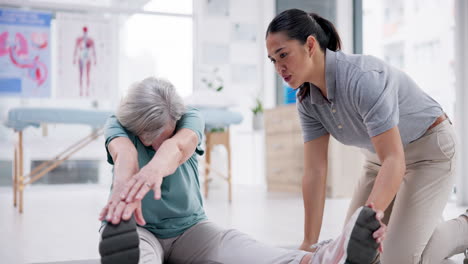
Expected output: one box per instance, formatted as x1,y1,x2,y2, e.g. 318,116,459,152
345,120,468,263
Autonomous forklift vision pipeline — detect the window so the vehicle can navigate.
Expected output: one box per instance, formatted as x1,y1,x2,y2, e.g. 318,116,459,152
30,160,99,184
363,0,455,118
119,0,193,97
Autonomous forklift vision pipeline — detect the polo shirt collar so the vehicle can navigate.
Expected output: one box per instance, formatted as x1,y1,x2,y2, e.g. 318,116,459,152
309,49,337,105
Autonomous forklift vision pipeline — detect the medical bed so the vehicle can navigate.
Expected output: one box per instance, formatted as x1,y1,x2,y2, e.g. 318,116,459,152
5,107,112,213
5,106,242,213
197,107,243,202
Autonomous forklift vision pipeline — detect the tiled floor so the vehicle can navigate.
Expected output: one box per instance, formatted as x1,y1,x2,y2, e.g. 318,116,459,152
0,184,465,263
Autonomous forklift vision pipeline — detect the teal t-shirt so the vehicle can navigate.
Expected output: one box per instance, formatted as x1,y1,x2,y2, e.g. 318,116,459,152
104,108,207,239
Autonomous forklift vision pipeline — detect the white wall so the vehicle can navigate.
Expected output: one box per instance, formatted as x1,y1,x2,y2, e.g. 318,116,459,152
193,0,276,186
192,0,366,191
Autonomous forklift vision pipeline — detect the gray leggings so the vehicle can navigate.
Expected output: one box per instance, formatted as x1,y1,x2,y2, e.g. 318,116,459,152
136,221,307,264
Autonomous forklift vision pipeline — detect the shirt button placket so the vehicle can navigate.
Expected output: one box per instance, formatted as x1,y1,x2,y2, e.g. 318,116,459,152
329,103,342,131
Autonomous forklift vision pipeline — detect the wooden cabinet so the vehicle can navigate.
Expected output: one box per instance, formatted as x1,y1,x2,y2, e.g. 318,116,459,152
264,105,363,197
264,105,303,193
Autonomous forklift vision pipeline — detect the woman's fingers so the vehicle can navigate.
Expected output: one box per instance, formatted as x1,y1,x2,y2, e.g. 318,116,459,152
135,204,146,226
126,177,145,202
119,202,146,226
153,177,163,200
98,204,109,221
120,177,137,200
122,205,133,221
106,201,116,221
112,201,126,225
366,203,386,253
373,225,386,239
135,182,152,201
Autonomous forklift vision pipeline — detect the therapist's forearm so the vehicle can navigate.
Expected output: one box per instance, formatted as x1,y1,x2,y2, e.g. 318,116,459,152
302,170,327,245
366,156,405,211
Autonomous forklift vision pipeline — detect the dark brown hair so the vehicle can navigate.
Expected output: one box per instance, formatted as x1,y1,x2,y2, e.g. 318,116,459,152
266,9,342,102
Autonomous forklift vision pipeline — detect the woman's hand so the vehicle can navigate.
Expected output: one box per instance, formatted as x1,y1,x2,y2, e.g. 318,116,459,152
98,182,146,226
298,203,387,254
299,240,317,252
120,165,164,203
367,203,387,253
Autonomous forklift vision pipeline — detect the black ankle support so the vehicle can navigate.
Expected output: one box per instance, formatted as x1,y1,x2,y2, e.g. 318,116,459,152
345,207,381,264
99,216,140,264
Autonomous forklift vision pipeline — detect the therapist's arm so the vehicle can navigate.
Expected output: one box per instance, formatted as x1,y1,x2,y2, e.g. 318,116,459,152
300,134,330,251
367,126,406,211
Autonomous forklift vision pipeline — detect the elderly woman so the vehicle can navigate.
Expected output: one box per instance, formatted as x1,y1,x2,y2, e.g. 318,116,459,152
98,77,385,264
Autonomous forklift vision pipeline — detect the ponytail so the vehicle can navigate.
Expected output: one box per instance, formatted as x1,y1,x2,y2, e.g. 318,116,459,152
266,9,342,52
309,13,341,52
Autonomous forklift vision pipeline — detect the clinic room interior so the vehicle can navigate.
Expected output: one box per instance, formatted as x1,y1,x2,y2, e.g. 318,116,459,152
1,0,468,263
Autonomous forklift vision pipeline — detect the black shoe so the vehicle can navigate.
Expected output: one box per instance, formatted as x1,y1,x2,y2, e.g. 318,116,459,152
345,206,381,264
311,206,381,264
99,216,140,264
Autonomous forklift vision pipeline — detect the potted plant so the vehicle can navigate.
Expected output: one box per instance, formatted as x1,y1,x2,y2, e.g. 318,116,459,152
201,67,224,92
251,97,264,130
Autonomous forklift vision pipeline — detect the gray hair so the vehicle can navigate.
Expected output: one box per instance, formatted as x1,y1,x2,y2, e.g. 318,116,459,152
117,77,186,142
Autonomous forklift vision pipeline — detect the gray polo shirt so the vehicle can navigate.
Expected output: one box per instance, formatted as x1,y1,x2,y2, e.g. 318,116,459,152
297,49,443,152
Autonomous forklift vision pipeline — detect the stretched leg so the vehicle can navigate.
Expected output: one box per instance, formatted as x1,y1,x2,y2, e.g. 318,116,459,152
99,220,164,264
165,213,380,264
136,227,164,264
311,206,381,264
165,220,309,264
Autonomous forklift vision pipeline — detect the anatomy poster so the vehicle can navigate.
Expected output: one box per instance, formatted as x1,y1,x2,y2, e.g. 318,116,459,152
0,8,52,97
56,13,116,99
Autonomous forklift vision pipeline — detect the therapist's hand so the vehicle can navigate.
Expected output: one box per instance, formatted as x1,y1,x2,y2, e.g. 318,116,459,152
120,165,164,203
299,203,387,253
299,241,317,252
367,203,386,253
